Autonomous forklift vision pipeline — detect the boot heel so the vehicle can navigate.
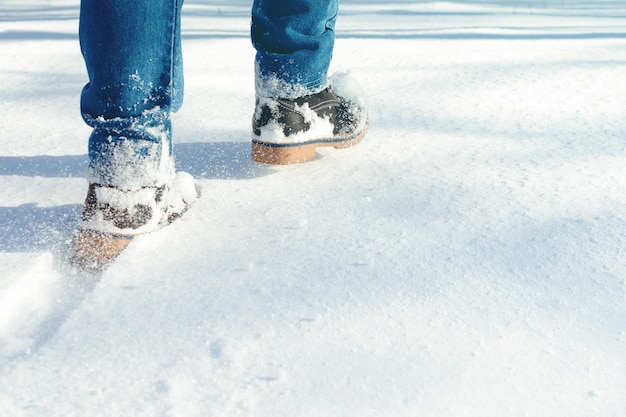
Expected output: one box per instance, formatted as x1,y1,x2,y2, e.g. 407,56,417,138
74,231,133,262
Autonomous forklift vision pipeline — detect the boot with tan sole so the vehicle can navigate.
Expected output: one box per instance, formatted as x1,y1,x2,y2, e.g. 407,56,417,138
252,74,368,165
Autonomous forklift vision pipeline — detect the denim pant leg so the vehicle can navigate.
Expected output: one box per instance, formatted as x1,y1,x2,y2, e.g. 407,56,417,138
79,0,184,187
251,0,338,98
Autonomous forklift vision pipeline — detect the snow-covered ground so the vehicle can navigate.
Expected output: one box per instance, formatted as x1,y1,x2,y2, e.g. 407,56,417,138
1,1,626,416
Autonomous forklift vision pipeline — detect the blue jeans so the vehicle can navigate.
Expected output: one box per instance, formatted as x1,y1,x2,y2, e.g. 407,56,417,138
252,0,338,98
79,0,337,185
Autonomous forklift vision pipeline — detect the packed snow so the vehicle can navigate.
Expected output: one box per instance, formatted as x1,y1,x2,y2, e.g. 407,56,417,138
1,1,626,416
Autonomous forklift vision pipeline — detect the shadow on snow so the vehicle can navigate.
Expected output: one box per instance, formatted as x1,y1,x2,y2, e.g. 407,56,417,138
0,142,271,253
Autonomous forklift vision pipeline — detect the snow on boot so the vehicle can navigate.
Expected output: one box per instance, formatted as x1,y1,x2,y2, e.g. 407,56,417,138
72,171,197,270
251,73,369,165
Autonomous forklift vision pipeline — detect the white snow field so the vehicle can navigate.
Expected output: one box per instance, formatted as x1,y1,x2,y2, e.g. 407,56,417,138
1,0,626,416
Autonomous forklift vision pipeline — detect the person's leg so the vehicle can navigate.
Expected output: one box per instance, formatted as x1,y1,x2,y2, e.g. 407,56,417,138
80,0,184,188
250,0,368,165
251,0,337,98
76,0,196,266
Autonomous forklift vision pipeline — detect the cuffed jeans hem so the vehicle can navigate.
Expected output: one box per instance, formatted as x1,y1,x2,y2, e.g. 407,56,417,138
87,140,175,189
255,71,327,99
85,110,175,189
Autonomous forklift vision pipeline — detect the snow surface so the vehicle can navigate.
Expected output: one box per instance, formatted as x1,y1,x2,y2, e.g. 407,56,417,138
1,0,626,416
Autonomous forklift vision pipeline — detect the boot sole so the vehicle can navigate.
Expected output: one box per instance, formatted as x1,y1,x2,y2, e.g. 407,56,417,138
251,128,367,165
73,230,133,266
72,207,193,270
